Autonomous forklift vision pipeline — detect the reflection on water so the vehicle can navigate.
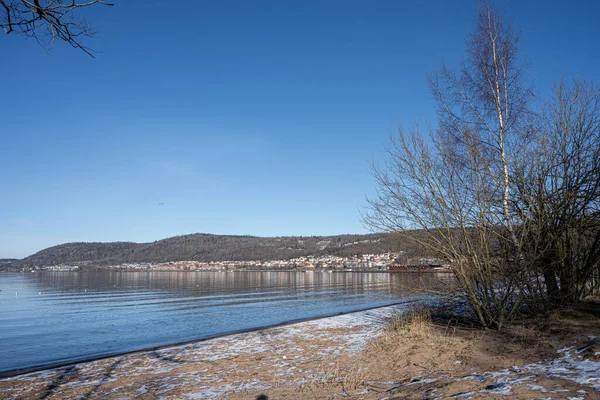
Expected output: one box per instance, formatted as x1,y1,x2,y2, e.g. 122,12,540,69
0,271,449,374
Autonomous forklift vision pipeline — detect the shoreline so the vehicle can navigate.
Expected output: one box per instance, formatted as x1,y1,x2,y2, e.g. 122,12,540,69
1,302,599,399
0,300,418,380
1,269,453,274
0,303,412,399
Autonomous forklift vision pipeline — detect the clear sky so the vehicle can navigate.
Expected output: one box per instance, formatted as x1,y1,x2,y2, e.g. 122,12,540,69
1,0,599,258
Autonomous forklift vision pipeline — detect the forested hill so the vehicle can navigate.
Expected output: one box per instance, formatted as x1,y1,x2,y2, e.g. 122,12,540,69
5,233,426,268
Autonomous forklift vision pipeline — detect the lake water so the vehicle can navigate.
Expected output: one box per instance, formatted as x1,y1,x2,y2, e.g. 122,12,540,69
0,271,445,375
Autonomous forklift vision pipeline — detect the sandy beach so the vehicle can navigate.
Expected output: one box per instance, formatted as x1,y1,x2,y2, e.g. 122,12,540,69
1,304,599,399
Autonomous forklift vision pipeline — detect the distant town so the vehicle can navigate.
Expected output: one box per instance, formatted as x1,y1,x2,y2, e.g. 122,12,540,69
21,252,451,273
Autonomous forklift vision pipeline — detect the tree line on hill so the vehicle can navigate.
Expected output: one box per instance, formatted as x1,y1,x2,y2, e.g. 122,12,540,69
2,233,432,269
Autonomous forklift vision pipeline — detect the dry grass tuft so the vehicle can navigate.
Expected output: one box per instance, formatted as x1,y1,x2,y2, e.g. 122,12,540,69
299,361,367,396
377,307,434,348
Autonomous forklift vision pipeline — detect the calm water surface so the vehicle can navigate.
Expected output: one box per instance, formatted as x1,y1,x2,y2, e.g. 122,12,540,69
0,271,445,374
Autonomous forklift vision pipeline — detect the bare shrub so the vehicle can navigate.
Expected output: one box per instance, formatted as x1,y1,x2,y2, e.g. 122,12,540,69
365,2,531,329
365,1,600,328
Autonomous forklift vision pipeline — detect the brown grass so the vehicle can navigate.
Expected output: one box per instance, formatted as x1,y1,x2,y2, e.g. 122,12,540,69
374,307,439,351
299,360,368,396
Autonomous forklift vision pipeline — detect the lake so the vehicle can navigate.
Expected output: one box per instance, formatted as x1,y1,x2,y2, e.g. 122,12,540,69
0,270,446,375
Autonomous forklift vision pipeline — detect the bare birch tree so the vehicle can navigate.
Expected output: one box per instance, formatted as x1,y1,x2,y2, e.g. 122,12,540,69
365,2,533,329
366,1,600,328
0,0,113,56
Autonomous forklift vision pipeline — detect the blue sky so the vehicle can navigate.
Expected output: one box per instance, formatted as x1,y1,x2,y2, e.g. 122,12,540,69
1,0,599,258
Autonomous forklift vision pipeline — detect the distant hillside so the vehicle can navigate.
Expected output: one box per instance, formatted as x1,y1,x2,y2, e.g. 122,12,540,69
0,259,18,264
4,233,428,268
14,242,141,267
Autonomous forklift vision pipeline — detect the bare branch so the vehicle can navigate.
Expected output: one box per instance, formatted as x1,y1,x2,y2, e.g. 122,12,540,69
1,0,113,57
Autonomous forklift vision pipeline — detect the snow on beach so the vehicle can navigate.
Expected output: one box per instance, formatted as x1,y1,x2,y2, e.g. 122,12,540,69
0,304,598,399
0,305,408,399
387,346,600,399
